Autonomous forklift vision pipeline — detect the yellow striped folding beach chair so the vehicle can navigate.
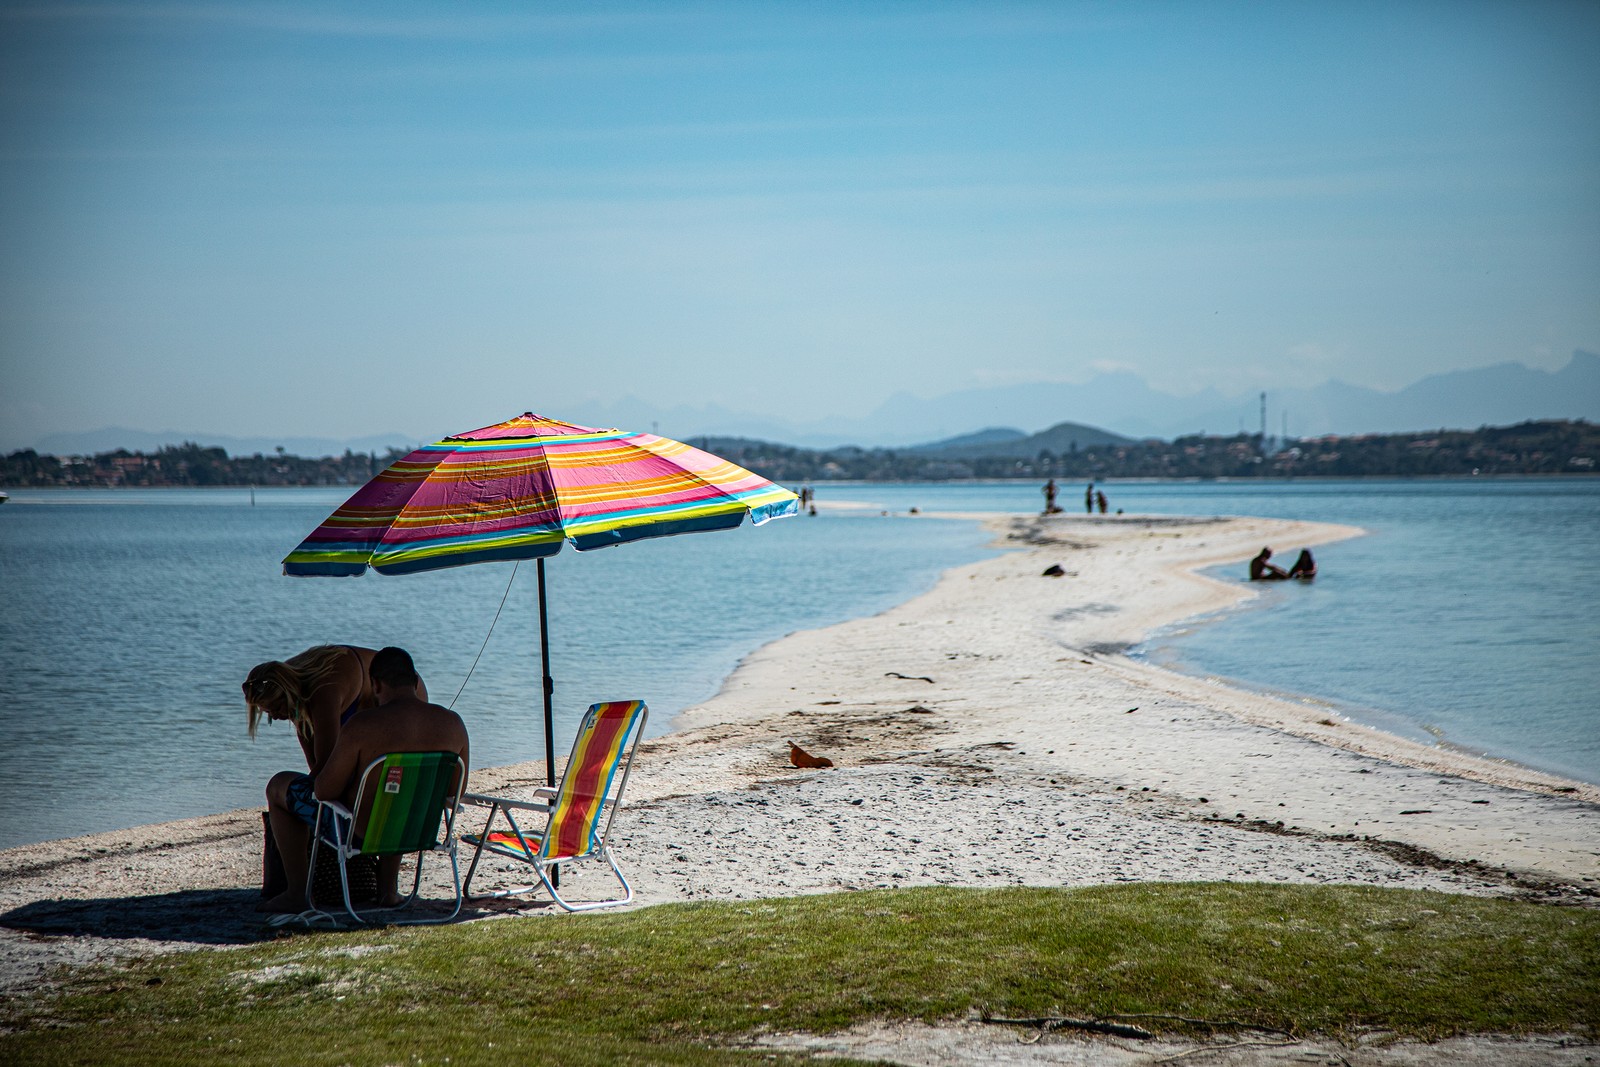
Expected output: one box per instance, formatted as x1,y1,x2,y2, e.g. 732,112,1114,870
460,700,648,912
304,750,467,926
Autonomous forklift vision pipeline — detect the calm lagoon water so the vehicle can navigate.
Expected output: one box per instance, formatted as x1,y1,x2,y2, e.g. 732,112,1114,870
0,487,995,849
0,477,1595,849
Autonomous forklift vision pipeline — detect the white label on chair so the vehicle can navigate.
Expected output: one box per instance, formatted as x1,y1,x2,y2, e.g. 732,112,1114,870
385,768,403,794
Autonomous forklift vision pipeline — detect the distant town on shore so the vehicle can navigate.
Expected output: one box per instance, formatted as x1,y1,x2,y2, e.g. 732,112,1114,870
2,419,1594,489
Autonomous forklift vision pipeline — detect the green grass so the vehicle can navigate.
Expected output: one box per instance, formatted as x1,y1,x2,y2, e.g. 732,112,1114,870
3,883,1596,1066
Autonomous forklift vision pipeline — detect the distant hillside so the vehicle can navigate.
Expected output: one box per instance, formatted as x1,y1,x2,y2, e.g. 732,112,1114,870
678,419,1596,483
32,426,421,460
0,442,406,488
920,421,1138,459
908,427,1028,452
693,421,1135,467
7,420,1595,487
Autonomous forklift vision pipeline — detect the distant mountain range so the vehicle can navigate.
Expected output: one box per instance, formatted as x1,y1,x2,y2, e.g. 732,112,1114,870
23,350,1599,458
555,349,1600,447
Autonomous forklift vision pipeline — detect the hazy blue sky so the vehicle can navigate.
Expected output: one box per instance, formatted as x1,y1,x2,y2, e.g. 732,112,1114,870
2,0,1596,449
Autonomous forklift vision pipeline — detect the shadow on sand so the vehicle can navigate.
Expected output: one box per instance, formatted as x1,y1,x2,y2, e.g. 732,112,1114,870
2,888,276,945
2,888,538,947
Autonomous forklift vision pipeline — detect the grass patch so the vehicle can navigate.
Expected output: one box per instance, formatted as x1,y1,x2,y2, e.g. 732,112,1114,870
3,883,1595,1065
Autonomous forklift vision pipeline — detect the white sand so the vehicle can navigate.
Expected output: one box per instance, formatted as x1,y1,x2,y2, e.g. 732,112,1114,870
619,509,1597,887
2,509,1596,1062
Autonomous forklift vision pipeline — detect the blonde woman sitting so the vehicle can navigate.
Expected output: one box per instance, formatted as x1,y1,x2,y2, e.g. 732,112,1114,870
243,644,427,913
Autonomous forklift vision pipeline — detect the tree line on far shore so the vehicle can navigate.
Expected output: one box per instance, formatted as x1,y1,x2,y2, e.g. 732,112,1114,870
0,442,413,489
694,419,1597,482
1,419,1594,489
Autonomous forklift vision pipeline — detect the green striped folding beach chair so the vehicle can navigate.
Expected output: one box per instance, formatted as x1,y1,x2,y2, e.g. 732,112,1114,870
305,750,467,926
461,700,648,912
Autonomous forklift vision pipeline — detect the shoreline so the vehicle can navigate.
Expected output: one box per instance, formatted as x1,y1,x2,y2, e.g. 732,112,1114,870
667,507,1596,797
1128,556,1600,792
2,510,1595,996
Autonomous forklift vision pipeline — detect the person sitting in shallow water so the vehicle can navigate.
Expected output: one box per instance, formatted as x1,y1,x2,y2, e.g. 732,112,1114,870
1249,547,1289,581
1286,548,1316,580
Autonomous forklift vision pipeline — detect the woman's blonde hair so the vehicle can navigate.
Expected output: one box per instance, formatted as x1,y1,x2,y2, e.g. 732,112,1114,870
243,645,350,741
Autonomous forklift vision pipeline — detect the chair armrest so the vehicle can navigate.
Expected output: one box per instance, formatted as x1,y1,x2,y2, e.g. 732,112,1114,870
461,788,556,812
316,799,355,820
311,799,357,850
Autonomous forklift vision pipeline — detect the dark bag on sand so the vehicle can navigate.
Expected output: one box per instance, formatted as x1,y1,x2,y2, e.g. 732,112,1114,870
310,843,379,907
261,810,379,905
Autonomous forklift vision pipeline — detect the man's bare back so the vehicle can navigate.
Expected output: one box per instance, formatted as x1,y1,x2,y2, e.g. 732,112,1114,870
315,693,469,812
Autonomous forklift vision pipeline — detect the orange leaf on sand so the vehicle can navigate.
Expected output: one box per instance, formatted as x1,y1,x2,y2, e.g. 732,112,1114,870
788,741,834,769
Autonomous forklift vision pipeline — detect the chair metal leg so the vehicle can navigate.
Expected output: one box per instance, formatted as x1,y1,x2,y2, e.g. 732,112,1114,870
539,847,634,912
460,804,500,899
306,819,460,927
462,803,548,902
300,807,368,927
458,780,635,912
330,817,363,926
379,845,462,926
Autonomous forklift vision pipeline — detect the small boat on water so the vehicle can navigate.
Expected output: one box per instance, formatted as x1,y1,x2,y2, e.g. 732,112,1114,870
0,491,8,504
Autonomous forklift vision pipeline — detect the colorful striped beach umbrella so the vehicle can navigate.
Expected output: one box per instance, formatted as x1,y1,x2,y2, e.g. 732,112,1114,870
283,412,798,787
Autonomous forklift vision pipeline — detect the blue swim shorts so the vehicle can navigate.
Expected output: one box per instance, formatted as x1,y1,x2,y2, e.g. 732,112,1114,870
286,773,319,826
287,773,355,847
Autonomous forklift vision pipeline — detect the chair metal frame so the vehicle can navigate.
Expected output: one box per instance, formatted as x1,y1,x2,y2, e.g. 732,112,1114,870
461,700,647,912
306,750,467,926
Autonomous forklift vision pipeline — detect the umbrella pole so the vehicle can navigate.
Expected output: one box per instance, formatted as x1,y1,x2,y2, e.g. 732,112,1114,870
536,558,559,890
536,558,556,790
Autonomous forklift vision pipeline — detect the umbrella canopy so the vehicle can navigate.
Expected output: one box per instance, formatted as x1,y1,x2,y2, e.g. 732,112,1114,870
282,412,798,794
283,412,797,576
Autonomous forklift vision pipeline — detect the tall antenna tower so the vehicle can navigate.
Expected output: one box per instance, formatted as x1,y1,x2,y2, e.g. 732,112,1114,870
1259,391,1267,453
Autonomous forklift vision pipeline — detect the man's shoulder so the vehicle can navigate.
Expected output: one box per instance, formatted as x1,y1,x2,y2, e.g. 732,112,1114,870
343,697,466,742
418,700,467,731
411,699,468,737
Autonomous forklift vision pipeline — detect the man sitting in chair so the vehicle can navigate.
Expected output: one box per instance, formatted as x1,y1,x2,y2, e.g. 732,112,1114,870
259,646,469,913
